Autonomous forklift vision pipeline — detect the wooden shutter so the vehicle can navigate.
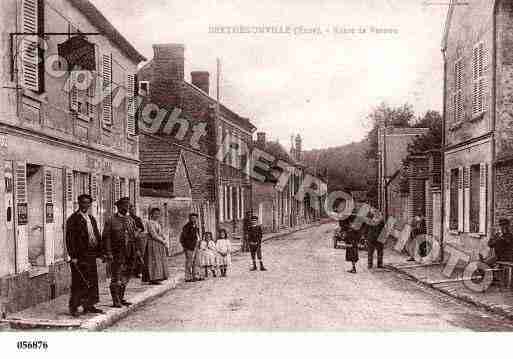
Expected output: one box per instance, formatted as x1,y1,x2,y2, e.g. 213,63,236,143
87,77,96,119
127,74,136,136
113,176,121,203
463,167,470,233
479,163,488,234
102,54,113,126
458,167,464,232
64,167,74,219
21,0,43,92
90,173,98,201
70,72,78,111
44,170,53,204
15,162,27,205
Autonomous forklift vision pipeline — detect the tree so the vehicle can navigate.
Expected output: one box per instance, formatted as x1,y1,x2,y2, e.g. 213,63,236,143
407,110,442,155
365,102,415,160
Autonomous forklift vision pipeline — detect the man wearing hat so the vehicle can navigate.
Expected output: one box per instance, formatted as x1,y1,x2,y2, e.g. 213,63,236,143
248,215,267,271
179,213,201,282
480,218,513,266
103,197,140,308
65,194,104,317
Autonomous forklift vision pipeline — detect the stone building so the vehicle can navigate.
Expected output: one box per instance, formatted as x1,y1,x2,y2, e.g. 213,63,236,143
137,44,256,238
441,0,513,258
0,0,145,313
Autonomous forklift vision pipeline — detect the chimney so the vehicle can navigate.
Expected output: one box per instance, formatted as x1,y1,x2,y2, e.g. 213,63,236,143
191,71,210,95
256,132,266,148
151,44,185,109
295,134,302,161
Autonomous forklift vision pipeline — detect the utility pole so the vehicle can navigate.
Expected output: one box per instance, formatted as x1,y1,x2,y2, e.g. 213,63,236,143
383,118,389,221
213,58,221,235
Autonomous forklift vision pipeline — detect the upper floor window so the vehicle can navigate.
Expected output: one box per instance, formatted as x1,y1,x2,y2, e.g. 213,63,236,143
472,42,486,117
453,58,464,123
21,0,45,93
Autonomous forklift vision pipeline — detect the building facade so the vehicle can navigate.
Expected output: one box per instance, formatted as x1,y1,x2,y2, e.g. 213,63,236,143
137,44,256,238
0,0,145,313
441,0,513,258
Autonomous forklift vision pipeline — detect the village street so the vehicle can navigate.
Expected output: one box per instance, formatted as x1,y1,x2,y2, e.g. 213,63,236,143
109,223,513,331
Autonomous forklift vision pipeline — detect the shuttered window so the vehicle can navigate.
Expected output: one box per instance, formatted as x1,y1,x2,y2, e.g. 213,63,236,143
15,162,27,205
21,0,44,93
463,167,470,233
457,166,464,232
449,168,459,230
90,173,98,201
87,76,96,120
472,42,487,116
102,54,113,127
479,163,488,234
126,74,136,136
44,170,53,204
469,164,480,233
453,58,464,123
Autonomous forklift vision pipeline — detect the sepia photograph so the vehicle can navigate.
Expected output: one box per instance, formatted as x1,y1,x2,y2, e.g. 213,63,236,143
1,0,513,357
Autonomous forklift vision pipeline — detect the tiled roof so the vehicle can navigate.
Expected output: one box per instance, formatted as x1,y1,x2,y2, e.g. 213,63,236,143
69,0,146,63
140,135,181,183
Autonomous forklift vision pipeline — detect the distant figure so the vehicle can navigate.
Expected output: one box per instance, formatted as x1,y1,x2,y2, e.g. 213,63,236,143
480,218,513,266
129,204,145,278
216,228,232,277
407,215,426,262
180,213,201,282
198,232,217,278
143,208,169,285
366,210,386,269
103,197,139,308
65,194,104,317
242,211,252,252
248,216,267,271
344,213,359,274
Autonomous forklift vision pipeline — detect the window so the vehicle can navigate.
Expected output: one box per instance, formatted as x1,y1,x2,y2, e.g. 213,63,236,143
21,0,44,93
127,74,136,136
469,165,480,233
102,54,113,127
453,58,464,123
449,168,459,230
472,42,486,116
139,81,150,97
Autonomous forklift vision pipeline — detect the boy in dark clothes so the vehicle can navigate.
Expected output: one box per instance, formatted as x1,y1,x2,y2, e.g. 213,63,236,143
248,216,267,271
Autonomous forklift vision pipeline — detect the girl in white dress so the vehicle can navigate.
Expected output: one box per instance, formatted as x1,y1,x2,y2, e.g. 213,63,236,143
216,228,232,277
199,232,217,278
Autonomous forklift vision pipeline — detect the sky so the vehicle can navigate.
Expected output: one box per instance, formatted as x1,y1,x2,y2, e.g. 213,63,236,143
90,0,448,150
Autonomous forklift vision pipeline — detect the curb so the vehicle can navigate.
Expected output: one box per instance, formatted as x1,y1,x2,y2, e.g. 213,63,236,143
388,264,513,321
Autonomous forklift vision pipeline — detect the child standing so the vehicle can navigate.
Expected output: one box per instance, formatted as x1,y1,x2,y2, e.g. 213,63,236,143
198,232,217,278
216,228,232,277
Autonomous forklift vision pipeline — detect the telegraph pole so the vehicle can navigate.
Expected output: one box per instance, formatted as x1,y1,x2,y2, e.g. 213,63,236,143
213,58,221,235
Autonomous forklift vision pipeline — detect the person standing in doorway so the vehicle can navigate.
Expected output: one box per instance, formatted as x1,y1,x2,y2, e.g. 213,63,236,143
248,216,267,271
180,213,201,282
143,208,169,285
129,204,145,278
65,194,104,317
103,197,140,308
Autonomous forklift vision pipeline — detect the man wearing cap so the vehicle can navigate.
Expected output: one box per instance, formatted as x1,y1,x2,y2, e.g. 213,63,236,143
65,194,104,317
480,218,513,266
103,197,140,308
180,213,201,282
248,215,267,271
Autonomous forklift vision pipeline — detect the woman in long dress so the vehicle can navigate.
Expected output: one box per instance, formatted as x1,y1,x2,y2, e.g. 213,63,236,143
143,208,169,285
216,228,232,277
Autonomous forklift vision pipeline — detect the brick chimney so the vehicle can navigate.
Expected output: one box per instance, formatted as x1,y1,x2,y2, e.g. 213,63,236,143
151,44,185,109
191,71,210,95
295,134,302,161
256,132,266,148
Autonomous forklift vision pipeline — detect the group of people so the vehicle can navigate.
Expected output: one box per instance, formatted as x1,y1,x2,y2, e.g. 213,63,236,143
65,193,268,317
66,195,171,317
180,214,266,283
338,209,386,274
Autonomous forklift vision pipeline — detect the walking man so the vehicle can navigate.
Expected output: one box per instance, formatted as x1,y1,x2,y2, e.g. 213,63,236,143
103,197,140,308
180,213,201,282
65,194,104,317
248,215,267,271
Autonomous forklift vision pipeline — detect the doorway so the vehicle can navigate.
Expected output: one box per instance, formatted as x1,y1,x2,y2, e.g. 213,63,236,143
27,164,44,267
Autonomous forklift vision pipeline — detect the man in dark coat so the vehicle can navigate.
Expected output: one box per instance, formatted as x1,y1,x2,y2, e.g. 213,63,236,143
365,210,386,269
129,204,145,278
103,197,140,308
180,213,201,282
248,216,267,271
65,194,104,317
480,218,513,265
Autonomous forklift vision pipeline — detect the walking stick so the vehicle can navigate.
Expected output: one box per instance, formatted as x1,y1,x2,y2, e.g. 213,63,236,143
70,261,92,289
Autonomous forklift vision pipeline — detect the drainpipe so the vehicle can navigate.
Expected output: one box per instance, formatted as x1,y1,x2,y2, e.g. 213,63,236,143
491,0,498,233
441,46,447,263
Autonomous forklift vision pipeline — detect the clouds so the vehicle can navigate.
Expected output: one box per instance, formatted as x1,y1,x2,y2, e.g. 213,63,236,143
90,0,447,150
